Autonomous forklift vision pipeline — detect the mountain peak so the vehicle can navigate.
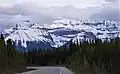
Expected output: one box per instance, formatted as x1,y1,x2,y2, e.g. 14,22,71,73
3,20,120,51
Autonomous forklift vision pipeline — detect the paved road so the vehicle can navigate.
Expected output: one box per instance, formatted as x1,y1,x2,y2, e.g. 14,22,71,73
18,67,74,74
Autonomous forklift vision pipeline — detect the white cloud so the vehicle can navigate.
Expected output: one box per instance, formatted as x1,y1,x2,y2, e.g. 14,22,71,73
0,0,106,8
0,0,119,28
91,1,120,21
105,0,118,2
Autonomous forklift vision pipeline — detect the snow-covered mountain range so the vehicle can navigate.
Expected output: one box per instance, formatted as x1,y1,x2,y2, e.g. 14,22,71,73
2,19,120,51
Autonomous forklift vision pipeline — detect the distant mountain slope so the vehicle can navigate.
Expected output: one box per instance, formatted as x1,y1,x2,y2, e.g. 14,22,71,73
3,20,120,51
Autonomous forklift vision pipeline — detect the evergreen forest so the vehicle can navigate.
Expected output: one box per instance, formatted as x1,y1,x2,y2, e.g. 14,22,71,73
0,34,120,74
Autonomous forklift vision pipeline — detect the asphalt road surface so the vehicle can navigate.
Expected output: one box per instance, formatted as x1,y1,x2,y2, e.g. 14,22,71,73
18,67,74,74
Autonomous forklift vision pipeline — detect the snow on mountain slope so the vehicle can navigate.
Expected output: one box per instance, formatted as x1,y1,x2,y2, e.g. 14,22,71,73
4,19,120,51
5,27,54,51
73,32,90,43
53,19,71,25
50,34,71,48
6,29,49,46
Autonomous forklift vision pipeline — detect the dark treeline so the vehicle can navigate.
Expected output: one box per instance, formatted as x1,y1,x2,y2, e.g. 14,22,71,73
26,47,71,66
1,33,120,74
70,38,120,74
26,38,120,74
0,34,25,74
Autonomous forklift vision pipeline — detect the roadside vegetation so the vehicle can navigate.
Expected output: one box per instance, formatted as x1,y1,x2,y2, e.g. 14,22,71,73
25,37,120,74
0,34,25,74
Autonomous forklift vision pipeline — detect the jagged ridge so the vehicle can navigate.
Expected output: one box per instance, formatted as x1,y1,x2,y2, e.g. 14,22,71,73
3,19,120,51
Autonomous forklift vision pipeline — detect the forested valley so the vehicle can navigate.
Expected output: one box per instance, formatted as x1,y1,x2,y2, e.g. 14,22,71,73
0,34,120,74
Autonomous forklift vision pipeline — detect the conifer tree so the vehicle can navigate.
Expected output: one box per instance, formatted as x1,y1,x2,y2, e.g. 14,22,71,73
0,34,8,73
6,39,17,73
6,39,25,73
